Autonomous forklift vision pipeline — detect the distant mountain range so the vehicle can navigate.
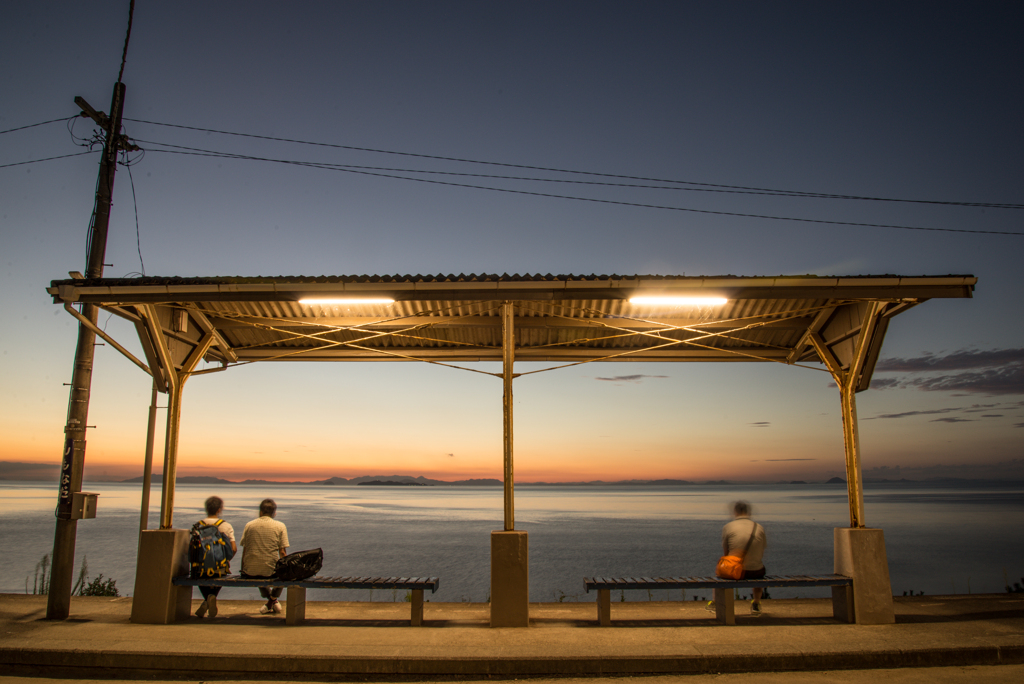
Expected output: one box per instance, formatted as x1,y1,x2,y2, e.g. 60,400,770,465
120,474,505,486
116,474,856,486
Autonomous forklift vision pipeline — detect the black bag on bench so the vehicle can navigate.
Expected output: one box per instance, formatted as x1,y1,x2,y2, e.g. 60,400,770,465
273,548,323,581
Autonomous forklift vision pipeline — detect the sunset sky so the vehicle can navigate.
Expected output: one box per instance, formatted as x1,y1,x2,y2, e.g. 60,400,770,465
2,2,1022,484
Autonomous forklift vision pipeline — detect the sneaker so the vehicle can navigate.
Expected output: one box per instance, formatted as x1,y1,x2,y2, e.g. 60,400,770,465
207,594,218,618
751,600,762,616
260,602,273,614
194,598,208,618
271,600,283,614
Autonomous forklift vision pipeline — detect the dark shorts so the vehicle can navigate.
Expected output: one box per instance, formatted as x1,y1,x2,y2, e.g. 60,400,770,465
743,566,766,579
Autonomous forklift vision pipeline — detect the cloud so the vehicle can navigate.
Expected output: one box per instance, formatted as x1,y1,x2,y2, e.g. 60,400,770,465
907,369,1024,395
961,404,1000,413
872,348,1024,395
981,414,1003,418
748,421,770,428
867,408,961,420
764,458,817,462
876,348,1024,372
1016,423,1024,428
595,374,668,383
930,417,973,423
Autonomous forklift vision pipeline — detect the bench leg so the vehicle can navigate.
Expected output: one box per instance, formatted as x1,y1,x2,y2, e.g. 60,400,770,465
286,586,306,626
832,584,855,623
597,589,611,626
714,587,735,625
411,589,424,626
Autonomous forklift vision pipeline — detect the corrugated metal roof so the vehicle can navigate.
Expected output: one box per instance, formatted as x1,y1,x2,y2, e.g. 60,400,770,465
50,272,972,287
46,274,976,380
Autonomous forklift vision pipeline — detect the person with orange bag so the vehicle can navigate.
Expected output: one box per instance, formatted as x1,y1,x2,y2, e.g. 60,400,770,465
720,501,767,614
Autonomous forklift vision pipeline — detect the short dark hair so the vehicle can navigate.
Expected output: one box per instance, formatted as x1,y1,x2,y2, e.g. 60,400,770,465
733,500,751,516
259,498,277,517
205,496,224,517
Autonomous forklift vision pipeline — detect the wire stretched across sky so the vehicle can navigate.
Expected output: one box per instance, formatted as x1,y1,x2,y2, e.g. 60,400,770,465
135,138,1024,237
0,151,95,169
0,117,72,136
123,117,1024,211
2,115,1022,235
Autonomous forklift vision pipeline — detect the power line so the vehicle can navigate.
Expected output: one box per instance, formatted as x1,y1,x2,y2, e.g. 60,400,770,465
0,151,96,169
137,140,1024,237
124,117,1024,210
125,162,145,276
0,117,73,136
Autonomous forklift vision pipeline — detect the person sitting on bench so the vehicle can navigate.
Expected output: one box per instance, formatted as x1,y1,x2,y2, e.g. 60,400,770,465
240,498,290,615
194,496,236,618
722,500,767,614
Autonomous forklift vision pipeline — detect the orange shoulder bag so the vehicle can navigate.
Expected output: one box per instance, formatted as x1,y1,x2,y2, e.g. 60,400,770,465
716,519,758,580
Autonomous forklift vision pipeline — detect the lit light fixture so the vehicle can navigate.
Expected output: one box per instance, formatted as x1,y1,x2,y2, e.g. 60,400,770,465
629,296,728,306
299,298,395,305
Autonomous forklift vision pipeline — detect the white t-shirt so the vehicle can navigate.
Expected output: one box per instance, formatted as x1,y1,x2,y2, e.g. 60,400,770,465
722,517,766,571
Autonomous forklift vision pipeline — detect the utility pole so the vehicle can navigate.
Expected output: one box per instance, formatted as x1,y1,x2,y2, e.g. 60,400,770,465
47,82,131,620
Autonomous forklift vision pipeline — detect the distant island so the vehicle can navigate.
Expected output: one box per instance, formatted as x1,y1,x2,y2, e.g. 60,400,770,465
2,461,1019,486
121,474,504,487
96,474,1024,488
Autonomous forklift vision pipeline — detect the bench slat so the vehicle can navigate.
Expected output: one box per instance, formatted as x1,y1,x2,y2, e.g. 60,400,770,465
578,574,851,592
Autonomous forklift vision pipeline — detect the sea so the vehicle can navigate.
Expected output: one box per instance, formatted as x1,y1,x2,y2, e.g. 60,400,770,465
3,481,1023,603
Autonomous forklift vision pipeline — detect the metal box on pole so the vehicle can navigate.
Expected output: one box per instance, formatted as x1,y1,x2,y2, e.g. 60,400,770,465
70,492,99,520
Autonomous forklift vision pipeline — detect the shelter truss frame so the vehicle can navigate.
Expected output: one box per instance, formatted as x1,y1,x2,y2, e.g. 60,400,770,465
48,274,976,532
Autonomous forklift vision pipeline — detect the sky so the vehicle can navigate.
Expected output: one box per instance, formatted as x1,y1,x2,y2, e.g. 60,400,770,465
1,1,1022,484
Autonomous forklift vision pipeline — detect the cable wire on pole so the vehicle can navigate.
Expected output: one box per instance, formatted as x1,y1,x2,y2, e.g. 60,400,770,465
123,117,1024,210
0,151,97,169
0,117,73,136
135,140,1024,237
125,162,145,276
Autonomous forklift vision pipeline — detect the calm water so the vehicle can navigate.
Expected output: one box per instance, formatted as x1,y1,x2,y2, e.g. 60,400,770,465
3,482,1023,602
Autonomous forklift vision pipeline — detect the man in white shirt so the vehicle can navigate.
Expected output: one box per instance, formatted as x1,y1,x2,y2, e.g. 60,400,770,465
721,500,768,614
240,498,290,614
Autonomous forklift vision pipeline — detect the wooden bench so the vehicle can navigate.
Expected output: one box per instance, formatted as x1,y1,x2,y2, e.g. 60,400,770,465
584,575,853,625
173,575,440,626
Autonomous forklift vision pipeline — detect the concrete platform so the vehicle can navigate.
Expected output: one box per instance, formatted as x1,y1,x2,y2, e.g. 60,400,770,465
2,593,1022,679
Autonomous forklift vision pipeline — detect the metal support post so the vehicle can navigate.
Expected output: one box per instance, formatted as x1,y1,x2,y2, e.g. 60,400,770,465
501,301,515,531
810,303,883,529
46,82,126,620
159,380,183,529
840,384,865,528
139,381,159,535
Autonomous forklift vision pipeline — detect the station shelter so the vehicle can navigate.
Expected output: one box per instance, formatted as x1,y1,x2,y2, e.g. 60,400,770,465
46,272,977,626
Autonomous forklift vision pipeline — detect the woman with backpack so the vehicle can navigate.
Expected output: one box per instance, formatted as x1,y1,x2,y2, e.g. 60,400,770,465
192,496,236,618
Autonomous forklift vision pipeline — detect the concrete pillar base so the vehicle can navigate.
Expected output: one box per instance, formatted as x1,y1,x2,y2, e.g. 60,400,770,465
490,530,529,627
834,527,895,625
130,529,191,624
